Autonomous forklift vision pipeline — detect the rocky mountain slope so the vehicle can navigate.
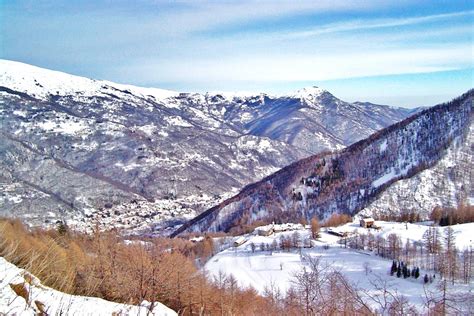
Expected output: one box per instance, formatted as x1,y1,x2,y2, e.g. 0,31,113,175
0,60,415,233
172,90,473,235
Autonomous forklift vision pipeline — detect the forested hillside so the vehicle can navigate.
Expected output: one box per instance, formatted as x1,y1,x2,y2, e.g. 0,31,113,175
173,90,473,235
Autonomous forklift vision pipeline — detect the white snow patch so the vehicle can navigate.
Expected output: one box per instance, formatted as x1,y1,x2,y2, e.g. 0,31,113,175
167,116,193,127
158,130,169,137
372,168,397,187
379,139,387,152
13,110,27,117
138,124,156,136
37,120,88,136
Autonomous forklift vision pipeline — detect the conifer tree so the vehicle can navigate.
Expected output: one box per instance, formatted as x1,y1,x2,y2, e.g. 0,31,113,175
390,260,397,276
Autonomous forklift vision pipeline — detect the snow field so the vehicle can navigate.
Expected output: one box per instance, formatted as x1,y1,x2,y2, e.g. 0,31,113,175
205,221,474,312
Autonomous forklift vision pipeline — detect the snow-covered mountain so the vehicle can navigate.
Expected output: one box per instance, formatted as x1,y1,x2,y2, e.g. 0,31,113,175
172,90,473,235
0,59,415,233
359,117,473,219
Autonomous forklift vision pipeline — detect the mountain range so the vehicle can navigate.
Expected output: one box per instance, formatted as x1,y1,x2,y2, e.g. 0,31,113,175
172,90,473,235
0,60,419,233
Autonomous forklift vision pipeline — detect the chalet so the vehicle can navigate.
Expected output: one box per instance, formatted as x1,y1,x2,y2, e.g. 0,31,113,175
233,236,247,247
327,228,350,238
256,225,274,236
360,217,375,228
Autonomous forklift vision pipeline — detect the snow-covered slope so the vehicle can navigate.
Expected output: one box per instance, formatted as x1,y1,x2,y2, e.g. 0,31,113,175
360,120,473,219
0,59,415,233
173,90,473,235
204,221,474,313
0,59,178,101
0,257,176,315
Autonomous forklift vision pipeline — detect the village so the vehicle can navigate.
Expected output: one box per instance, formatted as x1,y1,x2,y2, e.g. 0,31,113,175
230,216,381,247
204,218,474,313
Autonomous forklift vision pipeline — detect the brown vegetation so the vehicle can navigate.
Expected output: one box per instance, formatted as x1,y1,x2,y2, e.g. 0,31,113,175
322,213,352,227
0,218,395,315
375,209,421,223
310,217,320,238
0,219,281,315
430,204,474,226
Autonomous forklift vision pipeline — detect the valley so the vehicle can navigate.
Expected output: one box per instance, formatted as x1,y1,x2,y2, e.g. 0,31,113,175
0,60,417,233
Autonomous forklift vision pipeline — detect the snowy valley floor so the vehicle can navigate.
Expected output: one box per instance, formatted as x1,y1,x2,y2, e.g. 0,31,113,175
204,221,474,313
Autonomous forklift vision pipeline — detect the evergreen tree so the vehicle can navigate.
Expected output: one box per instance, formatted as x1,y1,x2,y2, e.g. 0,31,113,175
403,266,408,278
415,267,420,279
390,260,397,275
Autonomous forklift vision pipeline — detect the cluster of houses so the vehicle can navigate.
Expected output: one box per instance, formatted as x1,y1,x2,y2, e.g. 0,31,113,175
230,223,307,247
254,223,304,237
232,217,381,247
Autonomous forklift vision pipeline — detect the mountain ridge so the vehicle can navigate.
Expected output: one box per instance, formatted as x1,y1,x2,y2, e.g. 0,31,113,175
171,89,473,236
0,60,419,233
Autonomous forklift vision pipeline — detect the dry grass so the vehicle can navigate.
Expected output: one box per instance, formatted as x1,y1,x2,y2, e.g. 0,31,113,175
0,219,282,315
0,219,80,293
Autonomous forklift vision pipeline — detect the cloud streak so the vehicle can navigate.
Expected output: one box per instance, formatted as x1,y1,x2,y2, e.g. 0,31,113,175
115,44,472,85
278,10,474,38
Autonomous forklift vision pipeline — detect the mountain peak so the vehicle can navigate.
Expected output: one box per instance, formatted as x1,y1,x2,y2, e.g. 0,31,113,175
293,86,328,98
290,86,334,104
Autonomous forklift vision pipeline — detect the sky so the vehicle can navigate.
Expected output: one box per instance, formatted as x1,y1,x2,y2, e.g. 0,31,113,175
0,0,473,108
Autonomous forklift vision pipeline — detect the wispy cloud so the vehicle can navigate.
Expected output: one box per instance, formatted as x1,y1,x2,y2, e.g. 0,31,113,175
128,0,396,37
115,44,472,85
283,10,474,38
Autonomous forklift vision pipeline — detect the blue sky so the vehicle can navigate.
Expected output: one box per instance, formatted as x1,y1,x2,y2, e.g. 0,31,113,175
0,0,472,107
